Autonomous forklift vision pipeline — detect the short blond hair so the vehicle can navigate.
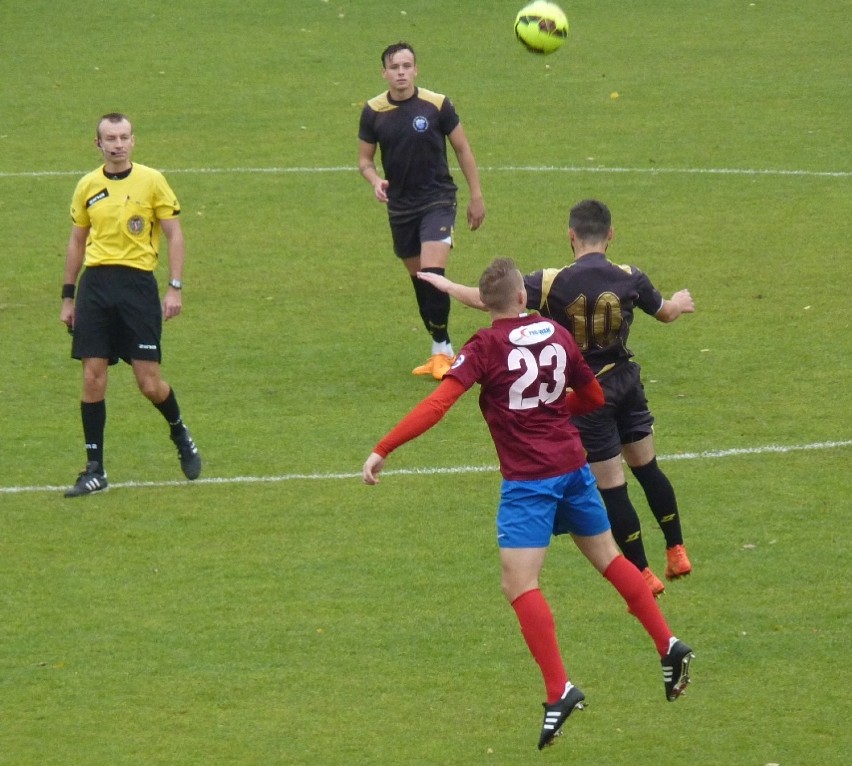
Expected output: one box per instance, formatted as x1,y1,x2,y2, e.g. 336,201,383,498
479,257,523,311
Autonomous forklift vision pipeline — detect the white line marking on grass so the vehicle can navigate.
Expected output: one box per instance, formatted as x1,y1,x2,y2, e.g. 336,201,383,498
656,440,852,459
1,165,850,179
3,440,849,495
487,166,852,179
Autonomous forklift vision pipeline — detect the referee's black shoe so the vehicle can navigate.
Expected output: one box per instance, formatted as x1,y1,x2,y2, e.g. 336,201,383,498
171,426,202,480
538,683,585,749
64,461,108,497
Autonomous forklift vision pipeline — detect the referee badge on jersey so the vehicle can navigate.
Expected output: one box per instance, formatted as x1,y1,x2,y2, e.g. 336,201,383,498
127,215,146,235
413,116,429,132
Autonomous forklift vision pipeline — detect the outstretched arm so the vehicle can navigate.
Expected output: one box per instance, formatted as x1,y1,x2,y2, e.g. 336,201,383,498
655,289,695,323
416,271,486,310
363,377,467,484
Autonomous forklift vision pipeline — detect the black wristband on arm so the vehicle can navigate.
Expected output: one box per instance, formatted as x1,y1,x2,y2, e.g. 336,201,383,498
62,283,76,300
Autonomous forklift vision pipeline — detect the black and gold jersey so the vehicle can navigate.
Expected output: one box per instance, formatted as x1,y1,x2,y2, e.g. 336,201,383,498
358,86,460,214
524,253,664,373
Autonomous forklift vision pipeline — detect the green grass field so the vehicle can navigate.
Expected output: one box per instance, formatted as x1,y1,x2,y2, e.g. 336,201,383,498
1,1,850,763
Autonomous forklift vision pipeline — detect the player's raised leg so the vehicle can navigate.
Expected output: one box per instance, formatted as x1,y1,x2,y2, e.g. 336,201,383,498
625,437,693,580
573,530,695,701
501,544,586,748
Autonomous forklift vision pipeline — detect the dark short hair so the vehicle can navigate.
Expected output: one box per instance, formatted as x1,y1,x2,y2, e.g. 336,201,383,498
96,112,132,139
381,42,415,67
479,257,522,311
568,199,612,241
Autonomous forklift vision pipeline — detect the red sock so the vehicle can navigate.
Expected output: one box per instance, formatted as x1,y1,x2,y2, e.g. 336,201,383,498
511,589,568,703
603,555,672,656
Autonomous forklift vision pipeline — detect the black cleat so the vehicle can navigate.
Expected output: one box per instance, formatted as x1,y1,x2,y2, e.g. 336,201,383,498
171,426,202,480
538,683,585,750
64,461,108,498
662,639,694,701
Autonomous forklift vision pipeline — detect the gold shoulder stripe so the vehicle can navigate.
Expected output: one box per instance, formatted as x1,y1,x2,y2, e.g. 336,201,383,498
538,267,565,310
417,88,446,109
367,93,395,112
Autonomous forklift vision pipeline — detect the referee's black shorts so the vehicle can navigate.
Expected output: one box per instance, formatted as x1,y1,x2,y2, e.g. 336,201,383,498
572,361,655,463
71,265,162,365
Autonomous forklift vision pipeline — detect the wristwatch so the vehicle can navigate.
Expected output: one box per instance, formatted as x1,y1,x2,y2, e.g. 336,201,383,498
168,279,183,290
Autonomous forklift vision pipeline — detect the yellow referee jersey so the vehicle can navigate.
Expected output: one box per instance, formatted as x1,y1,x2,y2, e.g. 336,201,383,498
70,163,180,271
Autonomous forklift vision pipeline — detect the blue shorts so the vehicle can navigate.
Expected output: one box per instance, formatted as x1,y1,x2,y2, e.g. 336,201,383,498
496,465,610,548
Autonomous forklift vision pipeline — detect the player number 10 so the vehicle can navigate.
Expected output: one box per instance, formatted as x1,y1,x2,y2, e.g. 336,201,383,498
564,292,622,351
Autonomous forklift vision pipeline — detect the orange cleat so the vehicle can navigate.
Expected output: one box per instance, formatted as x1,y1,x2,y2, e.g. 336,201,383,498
641,567,666,598
412,353,454,380
665,545,693,580
411,356,435,376
430,353,454,380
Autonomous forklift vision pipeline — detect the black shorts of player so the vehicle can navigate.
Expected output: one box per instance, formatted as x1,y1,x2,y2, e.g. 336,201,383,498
71,265,163,366
388,201,456,259
572,361,655,463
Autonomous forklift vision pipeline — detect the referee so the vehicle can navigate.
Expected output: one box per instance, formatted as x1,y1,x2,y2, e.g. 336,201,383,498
59,113,201,497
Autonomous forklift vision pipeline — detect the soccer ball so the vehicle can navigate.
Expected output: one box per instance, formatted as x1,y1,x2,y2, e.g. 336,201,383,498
514,1,569,55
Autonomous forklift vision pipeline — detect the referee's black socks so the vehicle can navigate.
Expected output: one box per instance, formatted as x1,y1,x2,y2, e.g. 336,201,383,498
81,399,106,468
154,387,184,437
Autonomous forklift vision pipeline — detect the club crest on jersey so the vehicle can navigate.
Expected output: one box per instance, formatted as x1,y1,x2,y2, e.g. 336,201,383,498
127,215,145,235
509,321,556,346
413,116,429,132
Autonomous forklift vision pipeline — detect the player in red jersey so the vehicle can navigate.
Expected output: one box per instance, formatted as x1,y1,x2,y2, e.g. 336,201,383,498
363,257,694,749
419,200,695,596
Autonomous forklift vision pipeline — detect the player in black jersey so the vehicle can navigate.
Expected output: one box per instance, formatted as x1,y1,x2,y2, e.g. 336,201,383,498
418,200,695,596
358,42,485,380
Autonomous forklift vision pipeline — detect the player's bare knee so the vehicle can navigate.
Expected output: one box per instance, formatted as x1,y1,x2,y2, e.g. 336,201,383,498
136,377,163,401
82,371,107,398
